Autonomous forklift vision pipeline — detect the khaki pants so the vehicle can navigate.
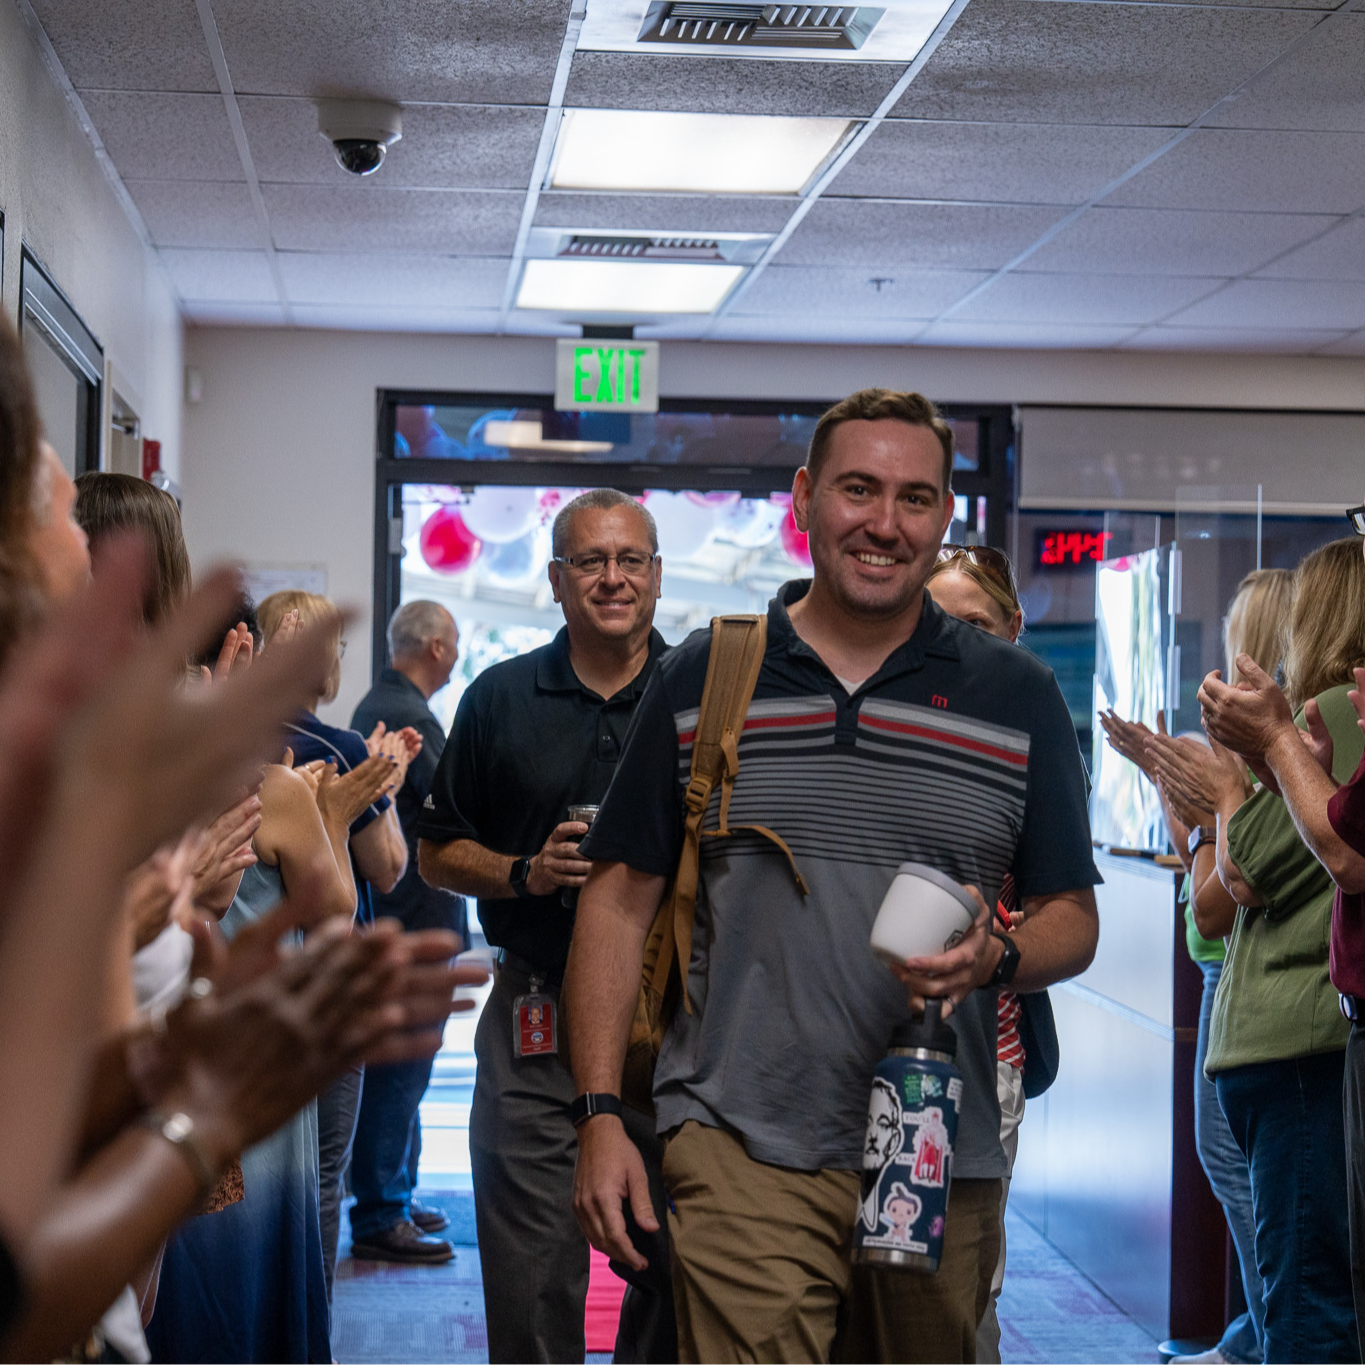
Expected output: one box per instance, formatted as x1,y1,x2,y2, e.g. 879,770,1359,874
663,1120,1001,1365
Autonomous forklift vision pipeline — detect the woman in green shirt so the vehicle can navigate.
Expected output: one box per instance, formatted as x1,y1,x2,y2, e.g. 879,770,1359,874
1150,539,1365,1364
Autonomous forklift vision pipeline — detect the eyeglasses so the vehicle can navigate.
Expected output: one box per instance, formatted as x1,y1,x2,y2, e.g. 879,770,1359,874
1347,504,1365,536
936,543,1015,585
553,551,657,577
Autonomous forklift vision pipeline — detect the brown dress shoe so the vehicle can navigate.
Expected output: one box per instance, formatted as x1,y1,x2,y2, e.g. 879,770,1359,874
409,1200,450,1234
350,1219,454,1264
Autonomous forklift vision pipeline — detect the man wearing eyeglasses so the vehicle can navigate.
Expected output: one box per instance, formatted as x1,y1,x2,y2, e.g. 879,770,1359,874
416,488,672,1364
566,390,1101,1364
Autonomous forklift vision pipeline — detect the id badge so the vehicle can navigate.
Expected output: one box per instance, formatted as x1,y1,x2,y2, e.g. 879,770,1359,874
513,992,557,1058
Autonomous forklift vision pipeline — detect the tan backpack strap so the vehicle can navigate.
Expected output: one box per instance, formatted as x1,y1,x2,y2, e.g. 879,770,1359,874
702,823,811,897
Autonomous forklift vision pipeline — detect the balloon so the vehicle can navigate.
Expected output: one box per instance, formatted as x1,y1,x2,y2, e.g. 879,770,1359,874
483,527,549,585
779,507,812,567
419,507,482,574
719,497,784,549
648,490,716,562
463,485,540,543
685,490,740,509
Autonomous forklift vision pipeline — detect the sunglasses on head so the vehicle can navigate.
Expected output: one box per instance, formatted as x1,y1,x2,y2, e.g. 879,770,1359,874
936,543,1016,587
1347,504,1365,536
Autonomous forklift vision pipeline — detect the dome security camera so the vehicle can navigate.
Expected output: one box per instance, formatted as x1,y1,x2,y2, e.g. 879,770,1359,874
316,99,402,176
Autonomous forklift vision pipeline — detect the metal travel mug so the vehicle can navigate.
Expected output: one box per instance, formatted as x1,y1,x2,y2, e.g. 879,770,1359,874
853,999,963,1273
563,804,600,908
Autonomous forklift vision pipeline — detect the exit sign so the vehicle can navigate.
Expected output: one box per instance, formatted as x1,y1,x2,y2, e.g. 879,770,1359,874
555,339,660,413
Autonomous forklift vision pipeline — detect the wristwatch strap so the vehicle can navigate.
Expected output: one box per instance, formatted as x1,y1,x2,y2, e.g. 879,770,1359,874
510,856,533,898
1188,824,1215,856
570,1093,623,1128
139,1110,221,1196
987,931,1021,988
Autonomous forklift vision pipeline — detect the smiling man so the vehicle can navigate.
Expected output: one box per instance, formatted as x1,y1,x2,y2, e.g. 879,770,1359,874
565,389,1101,1364
416,488,673,1363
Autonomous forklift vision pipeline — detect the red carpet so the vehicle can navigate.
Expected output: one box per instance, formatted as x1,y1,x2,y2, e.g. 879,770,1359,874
584,1246,627,1352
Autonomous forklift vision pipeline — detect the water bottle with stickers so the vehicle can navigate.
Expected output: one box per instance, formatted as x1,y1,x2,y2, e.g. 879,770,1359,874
853,998,963,1273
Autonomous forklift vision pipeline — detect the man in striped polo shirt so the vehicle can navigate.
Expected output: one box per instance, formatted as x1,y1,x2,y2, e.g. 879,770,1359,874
566,389,1101,1364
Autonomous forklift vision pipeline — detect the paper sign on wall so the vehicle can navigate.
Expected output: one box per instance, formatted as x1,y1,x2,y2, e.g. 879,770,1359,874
555,339,659,413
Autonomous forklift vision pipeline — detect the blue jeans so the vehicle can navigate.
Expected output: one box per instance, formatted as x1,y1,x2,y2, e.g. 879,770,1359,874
317,1066,363,1304
348,1053,436,1241
1195,962,1265,1363
1216,1050,1358,1363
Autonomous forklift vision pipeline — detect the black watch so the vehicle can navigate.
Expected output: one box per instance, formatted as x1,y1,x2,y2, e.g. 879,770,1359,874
987,931,1021,988
510,856,533,898
570,1093,623,1128
1188,825,1215,857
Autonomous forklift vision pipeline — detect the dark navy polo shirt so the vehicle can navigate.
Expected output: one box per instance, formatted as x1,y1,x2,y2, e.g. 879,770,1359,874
414,625,668,980
352,668,467,938
283,711,392,926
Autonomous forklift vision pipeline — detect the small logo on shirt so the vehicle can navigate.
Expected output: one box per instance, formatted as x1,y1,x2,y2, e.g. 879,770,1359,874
931,695,949,709
423,795,435,809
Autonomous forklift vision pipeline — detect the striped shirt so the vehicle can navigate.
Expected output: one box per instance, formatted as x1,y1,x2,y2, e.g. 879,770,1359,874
583,582,1099,1175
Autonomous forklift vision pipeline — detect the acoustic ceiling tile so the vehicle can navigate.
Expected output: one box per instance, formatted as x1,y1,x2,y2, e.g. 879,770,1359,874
831,121,1171,205
1023,206,1333,276
213,0,571,104
730,265,987,318
78,91,242,182
181,300,287,325
286,304,505,333
1252,218,1365,281
708,315,930,344
260,185,524,254
125,179,262,248
892,0,1316,127
564,52,900,118
533,192,794,233
1120,325,1349,352
276,252,508,308
949,271,1229,326
1105,129,1365,214
239,98,544,190
914,320,1140,348
1164,278,1365,330
28,0,217,92
158,248,276,303
779,199,1066,270
1206,14,1365,132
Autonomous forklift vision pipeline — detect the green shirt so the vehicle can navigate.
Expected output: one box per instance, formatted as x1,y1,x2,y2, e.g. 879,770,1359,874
1204,684,1364,1074
1185,892,1226,964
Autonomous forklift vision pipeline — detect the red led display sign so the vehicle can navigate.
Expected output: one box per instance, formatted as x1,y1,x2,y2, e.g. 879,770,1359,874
1036,528,1112,568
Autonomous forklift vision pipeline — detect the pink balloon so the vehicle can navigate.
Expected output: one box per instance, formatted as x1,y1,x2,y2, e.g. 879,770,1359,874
780,507,812,567
419,507,482,574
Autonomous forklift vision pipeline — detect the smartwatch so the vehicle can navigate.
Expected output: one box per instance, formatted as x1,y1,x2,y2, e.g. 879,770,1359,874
987,931,1021,988
1188,825,1215,857
570,1093,623,1128
510,856,533,898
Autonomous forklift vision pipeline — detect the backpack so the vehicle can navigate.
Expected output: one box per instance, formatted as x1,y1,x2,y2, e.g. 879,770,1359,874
620,614,809,1115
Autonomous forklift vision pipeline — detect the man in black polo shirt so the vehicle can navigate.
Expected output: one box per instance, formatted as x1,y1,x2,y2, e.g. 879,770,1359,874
347,599,468,1262
417,489,674,1364
567,390,1101,1364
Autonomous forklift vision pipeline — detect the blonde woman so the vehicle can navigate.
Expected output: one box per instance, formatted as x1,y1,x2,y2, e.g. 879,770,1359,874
1149,540,1365,1363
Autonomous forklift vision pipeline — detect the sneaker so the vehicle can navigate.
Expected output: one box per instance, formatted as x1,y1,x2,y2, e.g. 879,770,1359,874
350,1220,454,1264
1170,1351,1227,1363
410,1199,450,1234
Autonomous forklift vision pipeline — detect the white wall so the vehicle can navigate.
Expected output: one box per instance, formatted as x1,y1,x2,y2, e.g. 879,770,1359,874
0,0,183,476
180,324,1365,724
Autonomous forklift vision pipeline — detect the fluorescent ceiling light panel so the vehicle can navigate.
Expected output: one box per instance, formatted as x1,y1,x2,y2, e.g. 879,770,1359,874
515,258,744,314
578,0,958,63
550,109,852,195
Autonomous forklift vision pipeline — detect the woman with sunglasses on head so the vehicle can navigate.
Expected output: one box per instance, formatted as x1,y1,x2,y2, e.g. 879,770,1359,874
925,544,1051,1365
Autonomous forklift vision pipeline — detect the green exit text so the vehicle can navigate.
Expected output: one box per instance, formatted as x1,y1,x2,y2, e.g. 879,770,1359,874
573,346,649,406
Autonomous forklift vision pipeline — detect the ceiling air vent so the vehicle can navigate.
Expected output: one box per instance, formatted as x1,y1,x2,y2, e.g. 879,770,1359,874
526,229,773,266
638,2,884,50
561,235,729,262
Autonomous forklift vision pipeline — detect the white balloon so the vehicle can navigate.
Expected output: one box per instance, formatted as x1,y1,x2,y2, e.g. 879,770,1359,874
718,497,785,549
483,527,550,586
648,491,716,562
462,485,539,543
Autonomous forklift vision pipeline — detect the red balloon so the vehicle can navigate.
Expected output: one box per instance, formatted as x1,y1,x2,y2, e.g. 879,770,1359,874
419,507,482,574
779,507,812,568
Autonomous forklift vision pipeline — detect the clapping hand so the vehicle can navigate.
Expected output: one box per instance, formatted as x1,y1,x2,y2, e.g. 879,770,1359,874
1146,724,1250,816
364,722,421,790
315,753,399,831
191,790,262,916
198,622,254,686
1099,709,1157,779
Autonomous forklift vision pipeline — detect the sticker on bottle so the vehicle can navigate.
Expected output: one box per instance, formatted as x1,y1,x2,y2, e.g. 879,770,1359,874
513,993,557,1058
